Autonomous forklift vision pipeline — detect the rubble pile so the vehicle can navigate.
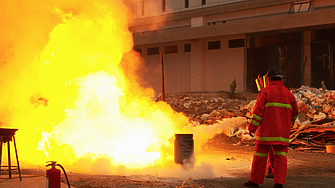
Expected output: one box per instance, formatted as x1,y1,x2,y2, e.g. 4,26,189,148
152,93,251,124
152,86,335,152
289,86,335,152
152,93,256,147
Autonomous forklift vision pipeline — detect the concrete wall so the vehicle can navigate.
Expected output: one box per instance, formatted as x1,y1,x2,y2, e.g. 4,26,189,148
206,3,290,24
315,0,335,9
164,43,192,93
136,35,245,94
190,40,204,92
133,7,335,45
136,0,269,17
129,0,335,93
132,0,297,21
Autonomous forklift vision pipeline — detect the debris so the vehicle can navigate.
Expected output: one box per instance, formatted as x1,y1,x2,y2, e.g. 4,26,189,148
288,86,335,152
151,85,335,152
177,178,204,188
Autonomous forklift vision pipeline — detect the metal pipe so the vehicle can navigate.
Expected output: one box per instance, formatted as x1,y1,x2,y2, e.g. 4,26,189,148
301,30,304,86
160,52,165,101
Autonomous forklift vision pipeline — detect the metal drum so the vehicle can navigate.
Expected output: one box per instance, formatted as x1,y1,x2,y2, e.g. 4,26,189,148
174,134,194,165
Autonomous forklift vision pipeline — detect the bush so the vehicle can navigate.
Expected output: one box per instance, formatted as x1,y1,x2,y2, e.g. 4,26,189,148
229,78,237,98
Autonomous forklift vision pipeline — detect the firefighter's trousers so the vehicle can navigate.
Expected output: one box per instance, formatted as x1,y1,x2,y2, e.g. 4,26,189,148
250,144,288,185
266,147,274,173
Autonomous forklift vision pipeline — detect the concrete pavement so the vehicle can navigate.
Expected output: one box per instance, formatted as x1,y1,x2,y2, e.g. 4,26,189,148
0,175,74,188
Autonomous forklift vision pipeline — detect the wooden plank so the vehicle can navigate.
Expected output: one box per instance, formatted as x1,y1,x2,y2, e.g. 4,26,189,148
303,127,335,133
311,133,325,139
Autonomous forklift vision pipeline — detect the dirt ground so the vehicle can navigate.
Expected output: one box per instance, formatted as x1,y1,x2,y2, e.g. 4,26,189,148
61,139,335,188
2,93,335,188
2,135,335,188
62,142,335,188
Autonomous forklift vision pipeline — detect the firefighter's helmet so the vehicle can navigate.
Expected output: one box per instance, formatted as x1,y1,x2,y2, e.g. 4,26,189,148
266,67,284,78
257,69,268,80
255,69,268,91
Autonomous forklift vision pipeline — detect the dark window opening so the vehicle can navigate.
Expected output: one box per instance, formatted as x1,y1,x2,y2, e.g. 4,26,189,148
202,0,206,5
184,44,191,52
135,48,142,55
141,1,144,15
249,32,301,48
315,28,335,43
162,0,166,12
164,45,178,54
208,41,221,50
185,0,189,8
147,47,159,55
229,38,245,48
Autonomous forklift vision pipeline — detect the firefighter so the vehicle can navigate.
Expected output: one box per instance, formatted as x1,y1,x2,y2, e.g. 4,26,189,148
255,69,275,179
244,67,299,188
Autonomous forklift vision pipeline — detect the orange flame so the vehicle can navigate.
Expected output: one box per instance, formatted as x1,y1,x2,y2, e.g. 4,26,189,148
0,0,248,177
0,0,190,172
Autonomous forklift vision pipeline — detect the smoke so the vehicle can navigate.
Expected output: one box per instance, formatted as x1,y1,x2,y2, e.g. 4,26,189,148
0,0,243,179
183,117,247,152
125,0,168,32
68,117,247,177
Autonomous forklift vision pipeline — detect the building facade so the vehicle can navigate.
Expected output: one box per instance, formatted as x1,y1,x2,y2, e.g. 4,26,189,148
127,0,335,94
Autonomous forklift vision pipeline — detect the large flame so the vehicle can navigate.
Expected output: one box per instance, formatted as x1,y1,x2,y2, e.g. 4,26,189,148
0,0,247,177
0,0,188,171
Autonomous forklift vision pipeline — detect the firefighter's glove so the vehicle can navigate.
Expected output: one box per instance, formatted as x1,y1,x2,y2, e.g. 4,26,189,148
248,131,255,137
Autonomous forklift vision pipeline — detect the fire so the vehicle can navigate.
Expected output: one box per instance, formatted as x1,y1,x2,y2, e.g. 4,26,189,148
36,71,180,168
0,0,188,172
0,0,247,177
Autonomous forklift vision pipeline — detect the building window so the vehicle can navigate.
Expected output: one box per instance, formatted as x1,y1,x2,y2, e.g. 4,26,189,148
289,1,311,14
135,48,142,55
208,41,221,50
141,1,144,16
162,0,166,12
164,45,178,54
147,47,159,55
185,0,189,8
228,38,245,48
184,44,191,52
202,0,206,5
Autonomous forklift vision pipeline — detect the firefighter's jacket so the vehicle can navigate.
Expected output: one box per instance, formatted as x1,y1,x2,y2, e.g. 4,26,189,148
248,80,299,146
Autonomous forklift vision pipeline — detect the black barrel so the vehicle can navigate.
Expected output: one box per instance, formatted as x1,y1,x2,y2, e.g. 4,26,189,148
174,134,194,165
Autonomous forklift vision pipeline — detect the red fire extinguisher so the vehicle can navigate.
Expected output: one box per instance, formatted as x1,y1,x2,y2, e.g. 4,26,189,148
46,161,71,188
46,161,61,188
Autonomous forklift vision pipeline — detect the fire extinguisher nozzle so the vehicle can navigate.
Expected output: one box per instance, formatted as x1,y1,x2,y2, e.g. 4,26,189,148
46,161,57,168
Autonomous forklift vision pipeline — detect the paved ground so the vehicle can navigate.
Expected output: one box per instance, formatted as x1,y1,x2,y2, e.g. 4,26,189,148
0,175,73,188
1,144,335,188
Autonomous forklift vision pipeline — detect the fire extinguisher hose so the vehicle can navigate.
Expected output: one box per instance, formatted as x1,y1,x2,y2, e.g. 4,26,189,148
57,164,71,188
